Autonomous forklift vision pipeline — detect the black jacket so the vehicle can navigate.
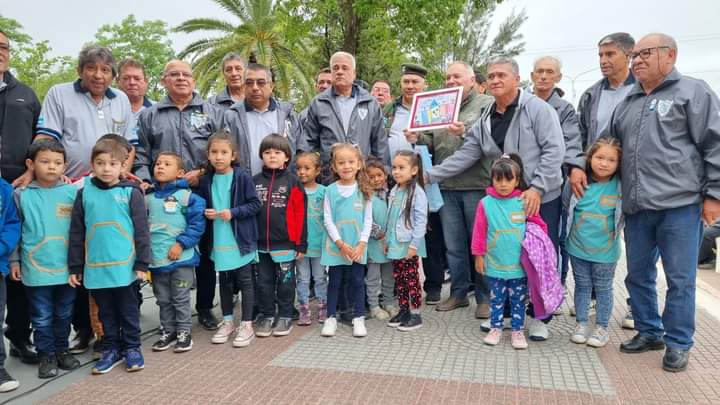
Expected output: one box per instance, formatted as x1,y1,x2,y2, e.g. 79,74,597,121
0,71,40,182
253,167,307,254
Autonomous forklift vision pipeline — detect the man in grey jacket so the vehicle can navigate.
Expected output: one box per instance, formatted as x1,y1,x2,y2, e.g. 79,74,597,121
299,51,388,183
424,56,565,340
577,33,720,373
208,52,246,109
223,62,300,175
133,59,224,331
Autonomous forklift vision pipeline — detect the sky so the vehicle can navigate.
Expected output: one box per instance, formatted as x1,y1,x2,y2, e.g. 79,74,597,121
5,0,720,105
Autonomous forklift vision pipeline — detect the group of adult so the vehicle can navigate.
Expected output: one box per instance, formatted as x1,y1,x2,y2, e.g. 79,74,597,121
0,26,718,375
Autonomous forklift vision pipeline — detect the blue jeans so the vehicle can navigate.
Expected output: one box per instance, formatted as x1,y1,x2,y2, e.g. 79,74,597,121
570,256,615,328
27,284,76,356
488,276,527,331
327,263,365,318
297,257,327,305
625,204,702,350
439,190,488,303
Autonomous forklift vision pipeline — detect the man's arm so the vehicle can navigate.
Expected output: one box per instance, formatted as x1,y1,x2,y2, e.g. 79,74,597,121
690,84,720,201
129,188,151,272
369,105,390,165
427,117,497,183
298,102,321,153
559,103,584,170
527,103,565,197
68,190,86,275
132,110,153,182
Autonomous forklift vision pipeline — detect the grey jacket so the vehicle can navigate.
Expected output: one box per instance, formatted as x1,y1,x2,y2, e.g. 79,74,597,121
538,88,583,170
134,93,224,182
603,69,720,214
208,87,238,110
577,74,635,149
223,98,301,172
428,89,565,203
299,84,389,183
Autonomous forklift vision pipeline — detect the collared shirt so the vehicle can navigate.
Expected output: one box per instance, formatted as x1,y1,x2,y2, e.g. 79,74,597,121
37,80,135,178
244,99,279,174
388,103,413,158
331,86,359,133
596,79,634,135
489,90,520,151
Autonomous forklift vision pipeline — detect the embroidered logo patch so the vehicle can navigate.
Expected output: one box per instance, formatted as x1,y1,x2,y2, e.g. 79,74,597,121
511,212,525,223
657,99,673,117
56,204,73,218
358,107,368,120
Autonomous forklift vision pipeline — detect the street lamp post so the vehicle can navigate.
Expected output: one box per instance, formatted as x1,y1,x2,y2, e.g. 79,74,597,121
569,66,600,105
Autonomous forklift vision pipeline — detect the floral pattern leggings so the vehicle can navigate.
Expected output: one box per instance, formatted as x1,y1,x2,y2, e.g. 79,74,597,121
392,257,422,311
488,276,528,331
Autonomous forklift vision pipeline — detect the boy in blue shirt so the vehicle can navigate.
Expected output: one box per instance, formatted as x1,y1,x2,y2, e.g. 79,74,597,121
68,138,151,374
9,140,80,379
0,174,21,391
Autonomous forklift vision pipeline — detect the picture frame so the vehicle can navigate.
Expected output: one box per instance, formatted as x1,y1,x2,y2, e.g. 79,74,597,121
407,86,463,132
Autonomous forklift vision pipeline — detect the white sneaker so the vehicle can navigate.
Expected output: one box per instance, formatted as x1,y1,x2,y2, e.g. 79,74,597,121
321,317,337,337
384,305,400,318
211,320,235,344
528,319,549,341
586,326,609,347
369,306,390,320
352,317,367,337
233,321,255,347
621,311,635,330
571,323,591,344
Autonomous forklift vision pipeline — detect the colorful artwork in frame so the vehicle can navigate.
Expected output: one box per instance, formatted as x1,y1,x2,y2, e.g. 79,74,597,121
407,87,463,132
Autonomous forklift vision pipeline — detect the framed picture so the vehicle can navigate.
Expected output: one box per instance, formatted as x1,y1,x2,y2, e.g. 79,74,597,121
407,86,463,132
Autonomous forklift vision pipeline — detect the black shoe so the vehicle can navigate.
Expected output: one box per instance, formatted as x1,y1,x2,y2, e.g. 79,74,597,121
0,368,18,392
92,338,104,360
620,334,665,353
174,331,193,353
663,348,690,372
9,340,39,364
397,314,423,331
56,351,80,370
68,330,92,354
198,310,220,330
152,330,177,352
387,311,410,328
425,291,441,305
38,355,58,379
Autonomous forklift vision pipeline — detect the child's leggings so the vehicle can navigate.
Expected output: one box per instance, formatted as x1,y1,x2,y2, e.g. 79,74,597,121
488,276,527,331
392,257,422,313
218,264,254,322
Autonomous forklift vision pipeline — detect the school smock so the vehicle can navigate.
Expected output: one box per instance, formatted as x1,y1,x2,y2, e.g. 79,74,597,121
304,185,326,258
321,182,372,266
68,178,151,289
367,190,390,264
385,188,427,260
12,181,77,286
566,177,621,263
211,172,258,271
0,179,20,277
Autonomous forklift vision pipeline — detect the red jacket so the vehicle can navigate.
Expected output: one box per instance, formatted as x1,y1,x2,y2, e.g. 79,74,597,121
253,167,307,253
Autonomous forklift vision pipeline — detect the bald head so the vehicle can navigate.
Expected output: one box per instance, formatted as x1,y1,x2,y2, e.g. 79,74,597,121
631,33,678,93
640,33,678,51
161,59,196,101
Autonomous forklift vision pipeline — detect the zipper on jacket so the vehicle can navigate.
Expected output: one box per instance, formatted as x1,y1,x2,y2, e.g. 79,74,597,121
266,169,276,251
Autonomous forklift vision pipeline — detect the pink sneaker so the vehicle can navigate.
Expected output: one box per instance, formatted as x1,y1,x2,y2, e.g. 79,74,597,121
511,331,528,350
317,302,327,323
298,304,311,326
483,328,502,346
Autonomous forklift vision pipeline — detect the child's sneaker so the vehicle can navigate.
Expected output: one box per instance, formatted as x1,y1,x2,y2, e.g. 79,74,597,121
483,328,502,346
321,316,337,337
369,306,390,320
125,348,144,372
255,317,274,338
92,349,123,374
211,320,235,344
56,351,80,370
38,355,58,379
298,304,312,326
384,305,400,319
152,330,176,351
273,318,293,336
571,323,591,344
511,331,528,349
233,321,255,347
480,318,512,332
387,310,409,328
174,331,193,352
317,302,327,323
622,311,635,330
352,317,367,337
0,368,19,392
397,314,423,331
586,326,609,348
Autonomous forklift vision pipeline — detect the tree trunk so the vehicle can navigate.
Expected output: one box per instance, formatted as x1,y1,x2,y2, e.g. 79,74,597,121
340,0,359,55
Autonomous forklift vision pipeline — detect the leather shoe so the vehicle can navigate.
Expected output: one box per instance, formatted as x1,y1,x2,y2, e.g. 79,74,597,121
9,340,39,364
198,310,220,330
435,296,469,312
620,334,665,353
425,290,441,305
475,303,490,319
663,348,690,372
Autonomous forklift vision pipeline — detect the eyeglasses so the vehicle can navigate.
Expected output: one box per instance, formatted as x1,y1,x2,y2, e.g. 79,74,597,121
0,44,9,52
165,71,193,79
630,46,670,61
245,79,268,88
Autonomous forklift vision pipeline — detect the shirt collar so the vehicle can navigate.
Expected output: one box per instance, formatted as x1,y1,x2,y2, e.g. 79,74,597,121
244,97,277,112
73,79,117,99
142,96,153,108
601,71,636,90
331,84,359,98
491,90,520,114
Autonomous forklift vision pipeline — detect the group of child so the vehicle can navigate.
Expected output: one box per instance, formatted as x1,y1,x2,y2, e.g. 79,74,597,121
0,130,624,381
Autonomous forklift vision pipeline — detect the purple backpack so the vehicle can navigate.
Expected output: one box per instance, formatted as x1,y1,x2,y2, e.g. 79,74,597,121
520,221,564,319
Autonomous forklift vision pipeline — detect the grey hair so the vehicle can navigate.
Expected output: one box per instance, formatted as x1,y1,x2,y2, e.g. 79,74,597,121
487,56,520,75
598,32,635,53
448,61,474,77
644,32,678,50
78,45,118,77
244,63,273,82
162,60,192,76
533,56,562,72
221,52,246,70
330,51,356,69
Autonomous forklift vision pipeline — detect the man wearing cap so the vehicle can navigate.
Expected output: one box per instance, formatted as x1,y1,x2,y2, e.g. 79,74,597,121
407,61,494,317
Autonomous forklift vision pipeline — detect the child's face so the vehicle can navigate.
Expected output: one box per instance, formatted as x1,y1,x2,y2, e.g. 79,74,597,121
262,148,289,170
332,148,361,182
208,140,236,173
154,155,185,183
27,150,65,185
492,174,520,197
590,145,619,181
367,166,387,189
91,153,125,185
296,156,320,185
391,155,417,186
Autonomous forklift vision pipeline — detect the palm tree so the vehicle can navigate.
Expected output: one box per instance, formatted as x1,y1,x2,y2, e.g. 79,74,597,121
175,0,313,102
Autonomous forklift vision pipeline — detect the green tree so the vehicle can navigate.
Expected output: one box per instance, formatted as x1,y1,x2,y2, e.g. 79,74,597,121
93,14,175,100
175,0,313,102
0,14,31,46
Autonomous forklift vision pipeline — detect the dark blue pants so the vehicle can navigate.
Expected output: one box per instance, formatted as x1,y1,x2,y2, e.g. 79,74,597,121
93,282,141,352
27,284,76,356
327,263,365,318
